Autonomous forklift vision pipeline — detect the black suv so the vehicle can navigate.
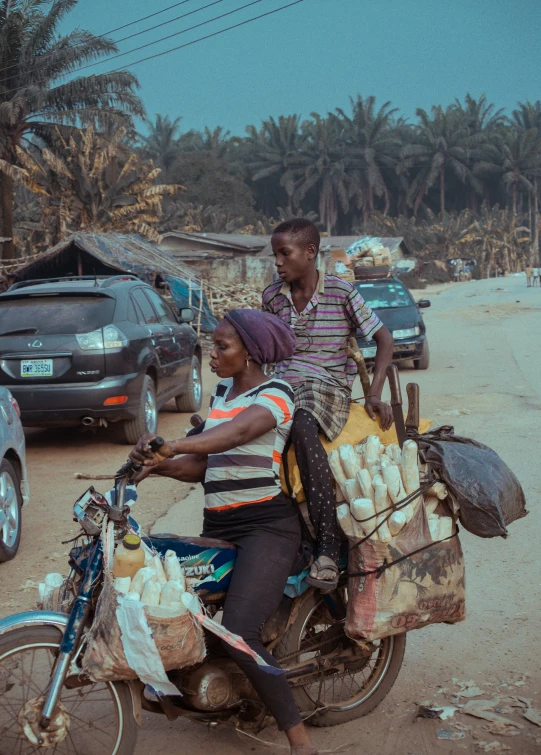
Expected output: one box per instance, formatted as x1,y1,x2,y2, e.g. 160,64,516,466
0,275,202,443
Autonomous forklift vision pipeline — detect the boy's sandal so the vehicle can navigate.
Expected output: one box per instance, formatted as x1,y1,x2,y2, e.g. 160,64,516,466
305,557,339,593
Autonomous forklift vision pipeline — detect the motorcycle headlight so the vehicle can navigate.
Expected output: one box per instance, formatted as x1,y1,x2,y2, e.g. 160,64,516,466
393,327,420,339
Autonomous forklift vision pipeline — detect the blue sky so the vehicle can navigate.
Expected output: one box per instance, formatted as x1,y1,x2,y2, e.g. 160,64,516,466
63,0,541,134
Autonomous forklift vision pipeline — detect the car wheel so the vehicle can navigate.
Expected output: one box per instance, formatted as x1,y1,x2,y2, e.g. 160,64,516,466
120,375,158,445
175,355,202,413
414,339,430,370
0,459,22,562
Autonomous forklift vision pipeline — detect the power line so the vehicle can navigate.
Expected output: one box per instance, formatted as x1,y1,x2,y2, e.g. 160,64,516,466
65,0,263,77
108,0,306,75
0,0,195,79
0,0,266,96
108,0,224,47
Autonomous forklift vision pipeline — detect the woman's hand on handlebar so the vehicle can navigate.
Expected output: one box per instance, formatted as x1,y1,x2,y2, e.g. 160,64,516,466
129,433,176,466
131,464,154,485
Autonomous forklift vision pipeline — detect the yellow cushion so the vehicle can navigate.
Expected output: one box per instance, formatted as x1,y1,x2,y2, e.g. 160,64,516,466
280,403,432,502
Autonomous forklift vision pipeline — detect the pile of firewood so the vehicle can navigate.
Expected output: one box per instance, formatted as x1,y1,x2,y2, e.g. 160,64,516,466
207,283,263,320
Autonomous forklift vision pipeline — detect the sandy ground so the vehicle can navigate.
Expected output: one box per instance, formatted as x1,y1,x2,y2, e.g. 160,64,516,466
1,275,540,754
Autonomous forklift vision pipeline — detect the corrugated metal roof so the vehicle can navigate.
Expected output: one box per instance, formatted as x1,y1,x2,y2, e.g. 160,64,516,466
160,231,269,252
11,233,201,285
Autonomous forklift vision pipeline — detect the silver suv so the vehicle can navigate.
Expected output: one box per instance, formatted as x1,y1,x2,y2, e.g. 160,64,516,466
0,388,29,560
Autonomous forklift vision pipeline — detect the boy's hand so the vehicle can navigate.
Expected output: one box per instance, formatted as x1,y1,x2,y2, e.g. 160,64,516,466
365,397,393,431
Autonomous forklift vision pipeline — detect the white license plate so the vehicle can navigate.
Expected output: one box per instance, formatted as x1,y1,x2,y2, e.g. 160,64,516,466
361,347,377,358
21,359,53,377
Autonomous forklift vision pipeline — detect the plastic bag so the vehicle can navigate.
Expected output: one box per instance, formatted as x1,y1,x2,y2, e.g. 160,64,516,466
414,426,527,538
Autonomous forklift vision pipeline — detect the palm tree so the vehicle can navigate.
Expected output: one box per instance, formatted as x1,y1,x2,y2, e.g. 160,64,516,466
511,102,541,262
453,94,506,134
401,106,474,215
137,114,182,179
500,129,541,214
244,115,306,215
294,114,349,234
451,94,505,211
336,95,400,221
18,125,181,245
0,0,143,259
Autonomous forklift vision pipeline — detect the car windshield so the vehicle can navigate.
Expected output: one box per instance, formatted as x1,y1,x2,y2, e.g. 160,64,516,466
354,281,413,309
0,295,115,335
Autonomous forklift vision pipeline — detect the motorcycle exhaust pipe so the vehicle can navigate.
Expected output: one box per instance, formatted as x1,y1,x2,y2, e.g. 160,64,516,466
81,417,96,426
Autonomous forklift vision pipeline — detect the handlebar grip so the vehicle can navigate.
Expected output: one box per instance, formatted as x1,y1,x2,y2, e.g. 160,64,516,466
148,436,165,453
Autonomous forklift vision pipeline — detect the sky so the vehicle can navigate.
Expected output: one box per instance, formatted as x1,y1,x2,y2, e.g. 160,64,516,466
62,0,541,135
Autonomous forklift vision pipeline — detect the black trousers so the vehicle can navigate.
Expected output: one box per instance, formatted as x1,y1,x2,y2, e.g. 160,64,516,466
202,515,302,731
291,409,341,564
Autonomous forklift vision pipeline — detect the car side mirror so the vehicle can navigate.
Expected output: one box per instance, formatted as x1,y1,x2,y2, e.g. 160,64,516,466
417,300,431,309
179,307,195,323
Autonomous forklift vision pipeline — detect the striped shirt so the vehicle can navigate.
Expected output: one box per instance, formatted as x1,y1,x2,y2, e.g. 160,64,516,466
262,274,382,392
203,378,294,513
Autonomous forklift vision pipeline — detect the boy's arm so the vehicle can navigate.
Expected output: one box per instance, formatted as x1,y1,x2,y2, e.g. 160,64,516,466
366,326,394,430
345,287,394,430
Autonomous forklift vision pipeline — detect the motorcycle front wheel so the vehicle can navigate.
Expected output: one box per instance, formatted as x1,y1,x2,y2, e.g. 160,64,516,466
0,625,138,755
275,591,406,726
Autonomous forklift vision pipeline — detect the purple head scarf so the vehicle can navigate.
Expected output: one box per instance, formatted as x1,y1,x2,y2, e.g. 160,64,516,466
224,308,296,365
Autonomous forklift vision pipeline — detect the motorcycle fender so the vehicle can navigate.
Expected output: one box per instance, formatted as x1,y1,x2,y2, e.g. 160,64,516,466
0,610,68,637
0,611,143,727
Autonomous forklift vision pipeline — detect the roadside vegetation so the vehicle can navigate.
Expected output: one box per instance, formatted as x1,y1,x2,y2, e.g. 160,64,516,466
0,1,539,275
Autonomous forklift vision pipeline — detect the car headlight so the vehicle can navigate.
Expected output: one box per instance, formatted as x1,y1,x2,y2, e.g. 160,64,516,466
393,327,420,339
76,326,128,350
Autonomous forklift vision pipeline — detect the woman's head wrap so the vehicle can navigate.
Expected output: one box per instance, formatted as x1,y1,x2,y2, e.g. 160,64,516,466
224,308,295,365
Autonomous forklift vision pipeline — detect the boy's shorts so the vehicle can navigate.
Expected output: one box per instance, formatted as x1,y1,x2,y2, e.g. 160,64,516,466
293,380,350,442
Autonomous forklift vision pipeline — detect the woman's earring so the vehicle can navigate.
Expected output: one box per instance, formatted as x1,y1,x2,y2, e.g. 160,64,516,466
246,358,250,368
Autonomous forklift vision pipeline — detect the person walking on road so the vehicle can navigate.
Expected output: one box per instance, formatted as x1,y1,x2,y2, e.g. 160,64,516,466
533,267,539,287
526,266,533,286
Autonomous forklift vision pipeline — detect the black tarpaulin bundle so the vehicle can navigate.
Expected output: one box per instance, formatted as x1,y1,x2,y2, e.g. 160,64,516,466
413,426,527,538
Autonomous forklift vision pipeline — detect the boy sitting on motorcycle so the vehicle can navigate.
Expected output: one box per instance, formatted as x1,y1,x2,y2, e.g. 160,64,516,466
262,218,394,591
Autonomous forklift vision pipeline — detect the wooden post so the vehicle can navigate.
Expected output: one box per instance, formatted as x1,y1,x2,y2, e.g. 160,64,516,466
196,280,203,336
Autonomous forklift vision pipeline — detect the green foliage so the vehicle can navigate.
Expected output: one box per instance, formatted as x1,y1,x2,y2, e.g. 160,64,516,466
0,0,143,258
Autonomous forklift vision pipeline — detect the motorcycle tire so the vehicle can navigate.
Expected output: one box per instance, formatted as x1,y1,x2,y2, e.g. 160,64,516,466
0,625,138,755
274,591,406,726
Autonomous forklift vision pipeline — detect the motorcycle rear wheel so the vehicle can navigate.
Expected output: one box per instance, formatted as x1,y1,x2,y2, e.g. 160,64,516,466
275,591,406,726
0,625,138,754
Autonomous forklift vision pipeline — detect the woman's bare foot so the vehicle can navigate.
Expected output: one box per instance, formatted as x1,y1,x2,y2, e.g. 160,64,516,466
285,722,318,754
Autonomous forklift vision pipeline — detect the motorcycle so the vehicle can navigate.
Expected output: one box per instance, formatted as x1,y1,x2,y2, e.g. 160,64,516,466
0,438,406,754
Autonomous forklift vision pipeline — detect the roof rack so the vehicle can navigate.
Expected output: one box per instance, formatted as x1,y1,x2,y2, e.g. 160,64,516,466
8,274,140,291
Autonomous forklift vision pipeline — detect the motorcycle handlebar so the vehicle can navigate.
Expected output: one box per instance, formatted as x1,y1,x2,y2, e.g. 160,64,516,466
114,435,167,484
148,436,165,453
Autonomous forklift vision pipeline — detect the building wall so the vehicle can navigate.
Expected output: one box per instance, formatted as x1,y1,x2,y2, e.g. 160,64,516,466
169,253,276,289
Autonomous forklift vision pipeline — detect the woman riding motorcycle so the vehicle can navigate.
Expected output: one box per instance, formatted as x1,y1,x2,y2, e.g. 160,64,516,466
130,308,319,755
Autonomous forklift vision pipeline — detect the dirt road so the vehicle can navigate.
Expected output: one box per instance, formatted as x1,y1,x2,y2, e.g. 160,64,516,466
2,275,540,753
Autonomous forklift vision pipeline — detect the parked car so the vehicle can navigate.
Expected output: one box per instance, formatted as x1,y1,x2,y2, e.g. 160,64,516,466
354,275,431,369
0,275,202,443
0,388,29,561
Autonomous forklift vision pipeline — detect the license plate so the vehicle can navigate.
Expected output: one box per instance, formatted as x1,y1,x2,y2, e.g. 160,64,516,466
361,347,377,358
21,359,53,377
